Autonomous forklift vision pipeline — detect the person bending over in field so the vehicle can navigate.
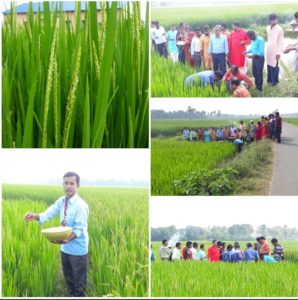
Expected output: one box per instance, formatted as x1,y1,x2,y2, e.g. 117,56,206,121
231,79,251,98
244,243,259,263
271,238,284,261
159,239,172,260
223,64,253,92
24,172,89,297
184,70,224,88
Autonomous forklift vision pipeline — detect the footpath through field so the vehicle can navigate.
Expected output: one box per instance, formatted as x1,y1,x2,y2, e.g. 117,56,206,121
270,122,298,195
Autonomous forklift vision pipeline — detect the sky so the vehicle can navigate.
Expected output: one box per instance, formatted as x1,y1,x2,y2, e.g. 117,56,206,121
150,99,298,115
0,149,149,186
150,197,298,228
0,1,147,19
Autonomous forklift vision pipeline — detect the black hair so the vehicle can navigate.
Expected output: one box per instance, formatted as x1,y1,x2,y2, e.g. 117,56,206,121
232,21,240,27
247,242,253,248
214,71,224,80
63,172,80,185
162,239,168,245
217,241,222,247
271,238,278,243
221,23,227,29
193,242,198,248
200,244,204,249
212,239,217,244
247,30,256,40
227,244,233,251
176,242,182,247
269,13,278,21
235,244,240,249
275,112,280,116
186,241,193,247
295,12,298,18
203,25,210,31
231,78,241,86
231,64,239,73
260,236,266,240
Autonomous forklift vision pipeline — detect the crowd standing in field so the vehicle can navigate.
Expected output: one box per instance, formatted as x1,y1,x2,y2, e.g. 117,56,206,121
152,236,284,263
181,111,283,152
151,12,298,96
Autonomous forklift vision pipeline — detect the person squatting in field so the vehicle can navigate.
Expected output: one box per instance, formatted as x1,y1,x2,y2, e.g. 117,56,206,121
152,12,298,96
155,237,285,263
182,111,283,152
24,172,89,297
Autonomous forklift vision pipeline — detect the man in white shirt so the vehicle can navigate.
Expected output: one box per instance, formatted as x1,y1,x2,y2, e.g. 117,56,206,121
153,21,168,58
191,242,199,260
191,28,202,68
159,239,171,260
171,242,182,260
150,21,157,50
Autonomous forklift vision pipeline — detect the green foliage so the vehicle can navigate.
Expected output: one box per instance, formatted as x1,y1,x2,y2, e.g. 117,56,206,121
174,167,238,196
2,185,148,297
151,139,235,195
284,118,298,127
151,53,230,97
2,1,149,148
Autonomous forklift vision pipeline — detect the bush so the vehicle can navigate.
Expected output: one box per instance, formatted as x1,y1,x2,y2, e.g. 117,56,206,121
173,167,238,196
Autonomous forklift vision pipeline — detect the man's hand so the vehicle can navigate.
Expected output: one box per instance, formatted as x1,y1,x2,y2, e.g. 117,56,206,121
50,232,77,245
276,54,280,60
24,213,39,222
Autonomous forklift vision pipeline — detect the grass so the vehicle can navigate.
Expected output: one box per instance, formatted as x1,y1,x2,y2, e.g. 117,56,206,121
151,241,298,297
151,136,274,196
2,184,148,297
285,118,298,126
151,53,230,97
2,1,149,148
151,138,236,195
151,3,297,30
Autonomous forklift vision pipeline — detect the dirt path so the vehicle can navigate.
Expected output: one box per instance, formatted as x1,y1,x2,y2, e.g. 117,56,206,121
270,122,298,195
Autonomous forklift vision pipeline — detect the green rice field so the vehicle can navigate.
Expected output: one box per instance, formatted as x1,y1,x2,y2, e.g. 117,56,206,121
284,118,298,126
2,185,148,297
151,241,298,297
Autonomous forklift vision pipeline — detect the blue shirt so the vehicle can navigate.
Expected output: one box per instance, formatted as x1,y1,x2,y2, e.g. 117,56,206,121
185,70,214,87
38,193,89,256
246,36,265,57
231,250,243,263
222,250,232,262
244,248,259,262
183,129,190,140
166,30,178,53
216,129,224,138
209,35,228,55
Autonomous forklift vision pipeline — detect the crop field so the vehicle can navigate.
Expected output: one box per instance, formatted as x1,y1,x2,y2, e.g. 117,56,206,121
151,118,247,138
2,1,149,148
2,185,148,297
284,118,298,126
151,241,298,297
151,3,296,29
151,139,235,195
151,54,229,98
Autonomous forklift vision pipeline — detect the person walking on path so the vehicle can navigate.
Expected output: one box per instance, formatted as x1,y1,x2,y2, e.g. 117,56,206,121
245,30,265,92
266,14,284,86
275,111,282,144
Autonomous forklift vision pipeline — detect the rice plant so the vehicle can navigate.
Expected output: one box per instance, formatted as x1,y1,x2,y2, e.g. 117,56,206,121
151,53,230,98
151,138,235,195
2,1,149,148
151,241,298,297
2,185,149,297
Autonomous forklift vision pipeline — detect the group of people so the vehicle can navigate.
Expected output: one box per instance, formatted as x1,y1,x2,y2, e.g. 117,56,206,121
154,237,284,263
182,111,283,152
151,12,298,97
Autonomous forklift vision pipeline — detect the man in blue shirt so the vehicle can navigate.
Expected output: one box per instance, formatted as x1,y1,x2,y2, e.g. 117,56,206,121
244,243,260,262
184,70,223,87
24,172,89,297
183,128,190,141
245,30,265,92
216,128,224,141
209,25,229,74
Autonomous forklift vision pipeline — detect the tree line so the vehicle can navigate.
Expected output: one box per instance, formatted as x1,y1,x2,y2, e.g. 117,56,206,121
151,224,298,241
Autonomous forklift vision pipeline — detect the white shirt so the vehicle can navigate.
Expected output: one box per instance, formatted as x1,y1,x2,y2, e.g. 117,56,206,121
191,247,198,260
171,247,181,260
153,26,167,44
191,36,201,55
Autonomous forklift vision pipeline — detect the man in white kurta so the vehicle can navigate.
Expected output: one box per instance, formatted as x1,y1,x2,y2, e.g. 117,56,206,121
266,14,284,86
